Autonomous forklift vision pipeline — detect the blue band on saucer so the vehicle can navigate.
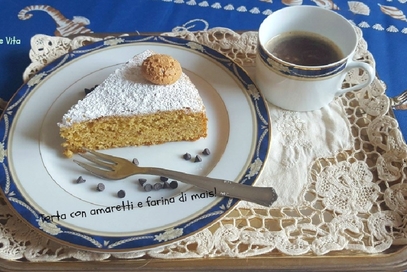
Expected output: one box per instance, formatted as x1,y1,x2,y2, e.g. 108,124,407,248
258,43,347,79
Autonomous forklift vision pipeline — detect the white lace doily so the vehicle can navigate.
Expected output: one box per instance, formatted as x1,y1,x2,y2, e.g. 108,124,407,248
2,26,407,264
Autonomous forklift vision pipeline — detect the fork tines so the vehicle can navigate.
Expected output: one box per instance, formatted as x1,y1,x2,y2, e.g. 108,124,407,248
75,149,119,169
73,149,119,179
82,149,118,163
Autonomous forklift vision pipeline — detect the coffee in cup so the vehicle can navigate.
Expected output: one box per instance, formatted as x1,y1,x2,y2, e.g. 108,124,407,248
255,6,375,111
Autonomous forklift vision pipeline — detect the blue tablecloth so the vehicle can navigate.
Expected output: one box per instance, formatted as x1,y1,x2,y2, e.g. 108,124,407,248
0,0,406,137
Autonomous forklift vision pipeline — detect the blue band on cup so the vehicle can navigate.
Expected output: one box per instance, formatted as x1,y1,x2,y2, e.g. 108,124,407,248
258,43,347,79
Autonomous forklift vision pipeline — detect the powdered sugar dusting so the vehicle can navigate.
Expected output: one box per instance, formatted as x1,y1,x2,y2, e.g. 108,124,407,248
58,50,206,127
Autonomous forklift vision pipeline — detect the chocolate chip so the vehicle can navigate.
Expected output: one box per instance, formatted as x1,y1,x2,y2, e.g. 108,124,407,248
84,85,98,95
117,190,126,198
183,153,192,160
76,176,86,184
160,176,168,182
138,178,147,186
194,155,202,163
96,183,105,191
143,183,153,192
202,148,211,155
169,180,178,189
163,181,171,189
153,182,163,190
132,158,139,165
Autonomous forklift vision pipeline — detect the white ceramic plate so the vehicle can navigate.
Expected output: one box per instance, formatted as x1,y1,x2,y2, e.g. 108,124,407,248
0,35,270,251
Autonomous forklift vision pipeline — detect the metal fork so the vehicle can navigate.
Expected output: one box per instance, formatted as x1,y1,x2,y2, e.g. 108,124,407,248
73,150,278,207
391,89,407,110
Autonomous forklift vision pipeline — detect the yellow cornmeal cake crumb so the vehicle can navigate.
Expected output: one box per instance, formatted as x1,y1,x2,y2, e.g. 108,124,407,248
58,50,208,157
60,111,207,157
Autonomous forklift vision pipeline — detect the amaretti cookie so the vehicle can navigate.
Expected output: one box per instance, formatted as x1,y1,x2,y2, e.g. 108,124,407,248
141,54,182,85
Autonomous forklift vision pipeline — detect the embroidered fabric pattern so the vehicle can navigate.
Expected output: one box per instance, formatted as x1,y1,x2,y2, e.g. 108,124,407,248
3,26,407,261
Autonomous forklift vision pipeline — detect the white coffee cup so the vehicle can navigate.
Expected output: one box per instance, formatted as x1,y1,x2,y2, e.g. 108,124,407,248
255,6,375,111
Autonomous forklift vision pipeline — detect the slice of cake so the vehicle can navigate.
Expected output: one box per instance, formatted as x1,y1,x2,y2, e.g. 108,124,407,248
58,50,208,157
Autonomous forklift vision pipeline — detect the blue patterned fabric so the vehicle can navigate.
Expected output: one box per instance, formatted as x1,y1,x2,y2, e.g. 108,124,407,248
0,0,406,136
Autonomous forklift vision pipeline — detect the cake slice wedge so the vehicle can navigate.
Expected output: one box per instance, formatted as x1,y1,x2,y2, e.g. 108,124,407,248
58,50,208,157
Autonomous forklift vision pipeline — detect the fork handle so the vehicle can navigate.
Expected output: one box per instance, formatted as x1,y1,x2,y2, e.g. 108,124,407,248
143,167,278,207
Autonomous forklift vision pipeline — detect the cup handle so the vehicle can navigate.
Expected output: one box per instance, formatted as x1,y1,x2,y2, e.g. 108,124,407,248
336,61,375,95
